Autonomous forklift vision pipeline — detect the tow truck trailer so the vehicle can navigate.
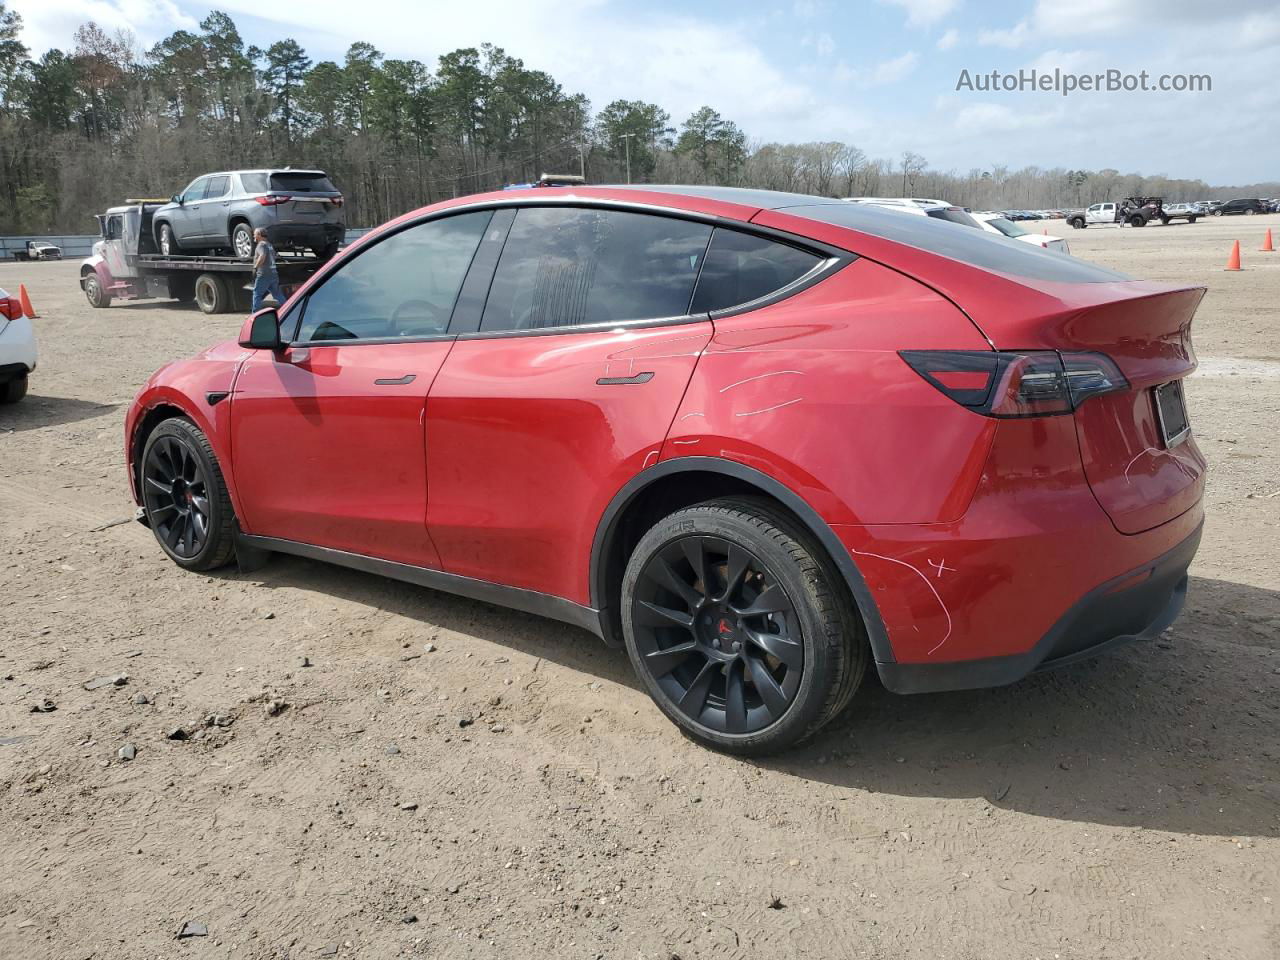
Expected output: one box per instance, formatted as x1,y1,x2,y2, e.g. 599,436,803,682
79,200,325,314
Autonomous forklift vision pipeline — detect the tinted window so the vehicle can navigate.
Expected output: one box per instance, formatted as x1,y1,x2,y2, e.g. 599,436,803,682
480,207,711,332
985,217,1027,238
926,208,981,228
239,173,268,193
271,172,337,193
690,228,823,314
294,211,492,343
204,176,230,199
786,202,1131,283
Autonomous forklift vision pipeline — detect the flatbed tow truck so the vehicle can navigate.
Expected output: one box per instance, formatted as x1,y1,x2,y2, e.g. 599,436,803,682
80,200,325,314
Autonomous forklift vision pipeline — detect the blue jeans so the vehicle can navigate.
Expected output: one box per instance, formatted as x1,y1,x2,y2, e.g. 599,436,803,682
252,271,285,312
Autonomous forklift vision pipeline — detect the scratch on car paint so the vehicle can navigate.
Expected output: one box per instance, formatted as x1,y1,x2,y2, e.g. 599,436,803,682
719,370,804,393
678,411,705,421
735,398,804,417
642,449,660,469
1123,445,1199,485
927,558,955,579
671,439,700,445
850,546,954,656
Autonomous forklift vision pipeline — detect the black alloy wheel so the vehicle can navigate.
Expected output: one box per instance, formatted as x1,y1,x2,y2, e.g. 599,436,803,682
631,534,805,735
142,432,212,560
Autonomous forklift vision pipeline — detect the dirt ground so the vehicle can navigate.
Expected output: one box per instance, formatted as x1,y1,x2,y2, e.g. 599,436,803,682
2,213,1278,960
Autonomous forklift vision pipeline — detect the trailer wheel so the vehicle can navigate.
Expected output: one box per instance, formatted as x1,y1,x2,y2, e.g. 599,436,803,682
194,273,231,314
83,272,112,308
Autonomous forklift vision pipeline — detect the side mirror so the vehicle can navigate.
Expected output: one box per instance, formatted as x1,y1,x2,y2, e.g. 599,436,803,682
172,194,183,205
238,308,282,351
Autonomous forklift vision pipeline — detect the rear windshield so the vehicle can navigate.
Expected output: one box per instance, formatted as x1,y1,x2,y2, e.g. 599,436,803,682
779,202,1131,283
925,207,981,228
986,217,1027,238
270,172,337,192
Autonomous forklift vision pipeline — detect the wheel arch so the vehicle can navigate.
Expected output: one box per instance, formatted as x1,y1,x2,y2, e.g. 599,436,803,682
589,456,893,663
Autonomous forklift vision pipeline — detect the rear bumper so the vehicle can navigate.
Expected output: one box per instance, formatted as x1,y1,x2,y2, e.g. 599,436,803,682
267,222,343,249
876,521,1200,694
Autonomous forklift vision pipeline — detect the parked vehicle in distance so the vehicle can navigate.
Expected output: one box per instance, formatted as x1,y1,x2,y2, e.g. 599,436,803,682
972,212,1071,253
1066,197,1164,229
846,197,982,228
1213,198,1267,216
126,185,1206,754
82,201,325,314
13,240,62,261
152,169,345,261
1160,203,1202,224
0,286,37,404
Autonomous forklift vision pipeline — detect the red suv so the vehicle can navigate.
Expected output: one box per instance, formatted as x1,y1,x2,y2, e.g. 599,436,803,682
126,186,1206,754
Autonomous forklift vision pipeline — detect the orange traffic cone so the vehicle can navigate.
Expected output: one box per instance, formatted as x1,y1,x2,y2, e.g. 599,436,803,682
1261,229,1274,252
1225,241,1242,271
18,283,37,318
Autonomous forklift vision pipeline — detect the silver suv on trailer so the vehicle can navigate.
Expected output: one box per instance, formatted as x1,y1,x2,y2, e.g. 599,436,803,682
152,169,345,261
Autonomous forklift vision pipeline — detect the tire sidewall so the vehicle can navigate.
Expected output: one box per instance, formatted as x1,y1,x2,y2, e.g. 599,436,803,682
141,420,227,570
621,506,843,754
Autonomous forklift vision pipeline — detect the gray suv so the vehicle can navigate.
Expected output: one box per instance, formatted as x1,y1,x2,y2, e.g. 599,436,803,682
153,169,345,261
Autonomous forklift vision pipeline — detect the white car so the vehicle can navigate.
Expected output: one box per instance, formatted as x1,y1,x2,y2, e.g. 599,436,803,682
972,212,1071,254
844,197,982,228
0,286,37,403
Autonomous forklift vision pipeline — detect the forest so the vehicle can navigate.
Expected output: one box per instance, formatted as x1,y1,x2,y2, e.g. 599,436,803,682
0,4,1275,234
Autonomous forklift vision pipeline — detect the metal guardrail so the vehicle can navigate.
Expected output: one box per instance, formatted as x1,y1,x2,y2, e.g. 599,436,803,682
2,229,375,261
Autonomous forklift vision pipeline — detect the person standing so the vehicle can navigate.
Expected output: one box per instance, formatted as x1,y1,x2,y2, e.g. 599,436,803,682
251,227,286,312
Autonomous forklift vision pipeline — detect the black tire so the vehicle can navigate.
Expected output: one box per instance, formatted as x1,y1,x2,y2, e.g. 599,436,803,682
170,275,196,304
1214,209,1223,217
231,221,255,261
1189,217,1198,224
158,223,181,256
1130,215,1146,227
1069,218,1085,229
316,241,341,262
139,418,237,571
83,272,112,308
0,375,28,404
621,497,866,755
1245,208,1256,216
1160,216,1170,225
194,273,230,314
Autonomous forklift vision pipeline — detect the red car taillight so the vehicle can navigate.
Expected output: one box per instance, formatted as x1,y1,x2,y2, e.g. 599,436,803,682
899,350,1128,417
330,196,344,208
0,297,21,320
255,194,291,206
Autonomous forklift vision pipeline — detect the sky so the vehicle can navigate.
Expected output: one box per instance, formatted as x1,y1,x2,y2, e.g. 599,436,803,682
10,0,1280,185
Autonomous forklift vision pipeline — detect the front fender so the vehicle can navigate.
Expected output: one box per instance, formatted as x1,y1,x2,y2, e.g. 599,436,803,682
80,254,110,290
125,344,249,518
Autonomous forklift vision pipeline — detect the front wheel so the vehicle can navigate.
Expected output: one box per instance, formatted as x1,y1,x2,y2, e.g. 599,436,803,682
140,418,237,571
1245,208,1256,215
1130,215,1146,227
621,497,866,755
1189,216,1198,223
1214,209,1223,216
1070,218,1085,229
83,273,112,308
158,223,180,256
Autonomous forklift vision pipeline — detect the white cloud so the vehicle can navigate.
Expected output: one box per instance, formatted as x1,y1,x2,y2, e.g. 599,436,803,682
815,32,835,57
11,0,195,55
977,21,1031,48
878,0,958,28
979,0,1280,50
868,50,919,85
936,28,959,50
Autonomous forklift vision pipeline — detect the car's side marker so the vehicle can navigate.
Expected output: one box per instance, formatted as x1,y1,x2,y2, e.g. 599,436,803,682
206,391,230,406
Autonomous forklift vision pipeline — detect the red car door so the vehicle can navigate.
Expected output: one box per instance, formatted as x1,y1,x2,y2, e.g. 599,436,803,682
426,205,715,605
230,210,494,568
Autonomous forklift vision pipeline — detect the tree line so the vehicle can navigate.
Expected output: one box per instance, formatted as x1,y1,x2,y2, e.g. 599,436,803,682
0,4,1275,235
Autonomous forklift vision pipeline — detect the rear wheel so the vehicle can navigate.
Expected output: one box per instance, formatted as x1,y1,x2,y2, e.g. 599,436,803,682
316,241,341,262
1245,208,1256,216
1214,209,1224,217
158,223,180,256
621,497,865,755
140,418,236,571
1189,216,1198,223
194,273,230,314
0,374,28,404
170,275,196,304
1130,215,1146,227
1160,216,1170,225
83,272,112,308
231,222,255,261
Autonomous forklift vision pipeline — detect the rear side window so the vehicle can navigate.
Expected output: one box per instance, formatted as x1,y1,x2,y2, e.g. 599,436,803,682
294,211,492,343
690,229,823,314
480,207,711,332
271,172,337,193
239,173,268,193
204,176,230,199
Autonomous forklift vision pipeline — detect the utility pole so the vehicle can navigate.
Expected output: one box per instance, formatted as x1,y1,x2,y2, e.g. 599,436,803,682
621,132,637,184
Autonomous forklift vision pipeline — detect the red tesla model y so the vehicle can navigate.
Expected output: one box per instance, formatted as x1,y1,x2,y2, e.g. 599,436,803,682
126,186,1206,753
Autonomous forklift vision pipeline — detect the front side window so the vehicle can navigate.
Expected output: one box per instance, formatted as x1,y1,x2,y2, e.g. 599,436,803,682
986,217,1028,238
106,216,123,240
480,207,712,332
690,228,823,314
293,211,492,343
182,179,208,203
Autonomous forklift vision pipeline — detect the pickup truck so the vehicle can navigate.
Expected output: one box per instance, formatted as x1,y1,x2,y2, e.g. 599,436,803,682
13,240,63,261
1066,197,1165,229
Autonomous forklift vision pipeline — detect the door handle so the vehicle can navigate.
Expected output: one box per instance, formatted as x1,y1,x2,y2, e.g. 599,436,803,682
374,374,416,385
597,372,654,385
